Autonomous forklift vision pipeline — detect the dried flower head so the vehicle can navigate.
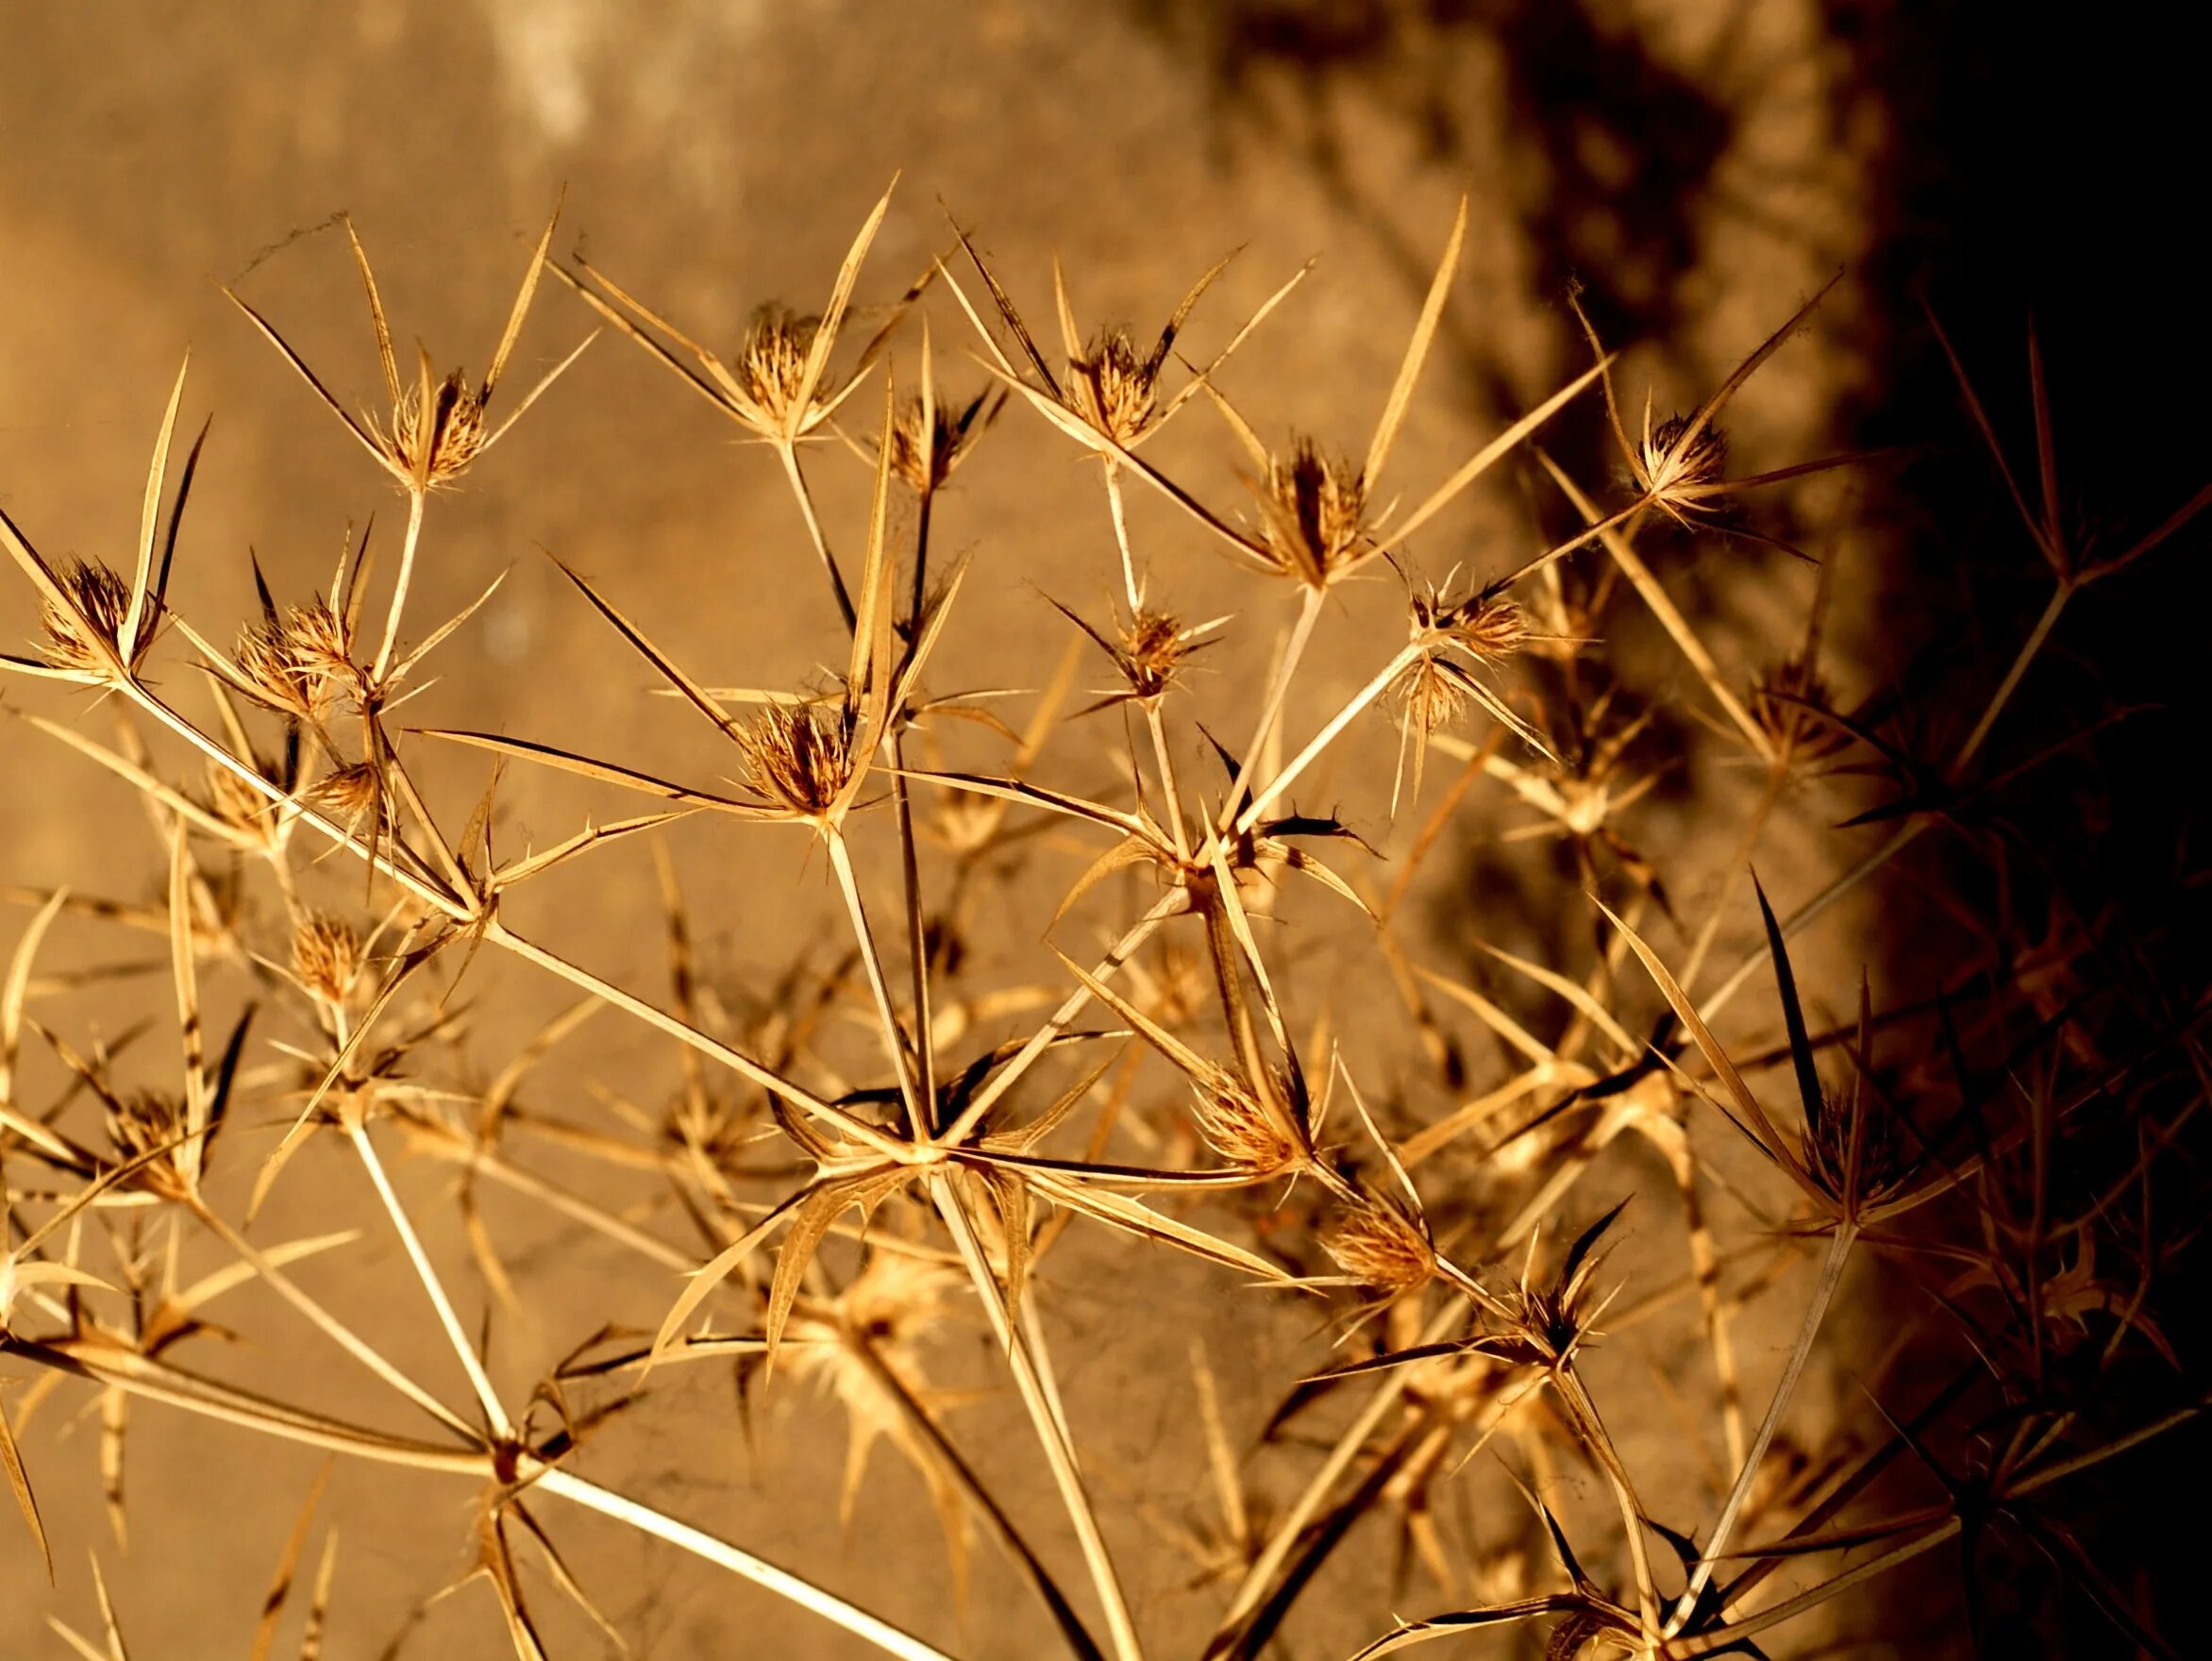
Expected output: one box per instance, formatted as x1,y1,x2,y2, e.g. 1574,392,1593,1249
1189,1069,1299,1175
377,367,494,489
1440,590,1529,661
292,912,364,1008
306,762,381,822
102,1090,199,1201
226,201,587,495
1751,653,1852,765
1052,598,1220,711
735,701,862,819
1390,579,1547,806
1635,411,1731,513
1067,327,1161,448
887,387,1002,495
737,306,822,430
39,561,135,676
1254,438,1369,587
205,757,275,835
1323,1192,1436,1296
561,178,913,451
236,598,365,720
1802,1084,1912,1212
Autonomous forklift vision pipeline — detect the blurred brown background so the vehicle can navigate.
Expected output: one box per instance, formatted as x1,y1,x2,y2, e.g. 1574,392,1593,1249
4,2,2204,1655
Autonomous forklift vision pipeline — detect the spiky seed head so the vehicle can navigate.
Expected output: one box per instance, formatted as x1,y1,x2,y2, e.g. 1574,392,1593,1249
889,390,998,495
1188,1070,1299,1174
286,601,367,708
1118,608,1201,701
236,618,311,717
293,912,363,1008
236,599,361,718
205,757,273,834
379,370,492,488
738,305,821,428
1643,411,1728,506
1255,438,1367,587
1323,1193,1435,1294
39,561,135,675
889,397,953,495
104,1089,199,1200
1393,651,1479,744
306,762,381,820
735,702,859,819
1751,656,1849,763
1802,1086,1912,1210
1443,591,1527,660
1068,327,1158,446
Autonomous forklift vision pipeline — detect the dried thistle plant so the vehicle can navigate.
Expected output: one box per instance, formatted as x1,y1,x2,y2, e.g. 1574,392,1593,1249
1,183,2204,1661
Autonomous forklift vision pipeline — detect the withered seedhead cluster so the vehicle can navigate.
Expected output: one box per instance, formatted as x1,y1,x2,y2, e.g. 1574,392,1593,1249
1751,654,1851,764
38,561,136,676
1189,1069,1300,1175
236,598,366,719
1067,327,1162,448
1322,1191,1437,1297
1254,437,1368,587
1801,1085,1915,1214
1642,411,1729,506
292,911,364,1009
377,369,494,489
887,388,999,495
735,699,861,818
737,305,823,429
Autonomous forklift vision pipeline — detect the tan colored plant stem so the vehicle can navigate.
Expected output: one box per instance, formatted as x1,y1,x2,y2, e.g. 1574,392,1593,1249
189,1199,476,1442
930,1179,1146,1661
1949,578,2071,779
1103,461,1141,612
339,1118,511,1437
828,830,927,1135
1215,585,1327,846
371,486,427,685
778,440,858,632
933,890,1183,1149
535,1467,960,1661
3,1337,958,1660
1667,1222,1856,1636
1142,702,1189,862
1235,640,1422,834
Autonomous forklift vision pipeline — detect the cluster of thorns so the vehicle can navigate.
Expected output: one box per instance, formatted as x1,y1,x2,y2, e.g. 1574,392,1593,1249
3,177,2207,1659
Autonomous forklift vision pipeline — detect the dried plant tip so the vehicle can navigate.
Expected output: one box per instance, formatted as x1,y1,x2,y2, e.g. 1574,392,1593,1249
40,561,136,675
739,306,823,430
1802,1085,1911,1209
735,701,860,819
103,1089,198,1199
379,369,492,488
206,757,274,832
888,389,998,495
306,763,381,818
1323,1193,1435,1294
1750,655,1850,763
1068,327,1158,447
1189,1071,1299,1174
237,599,364,717
1642,411,1730,506
1442,591,1527,660
1392,652,1478,743
1254,438,1368,587
293,913,364,1008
